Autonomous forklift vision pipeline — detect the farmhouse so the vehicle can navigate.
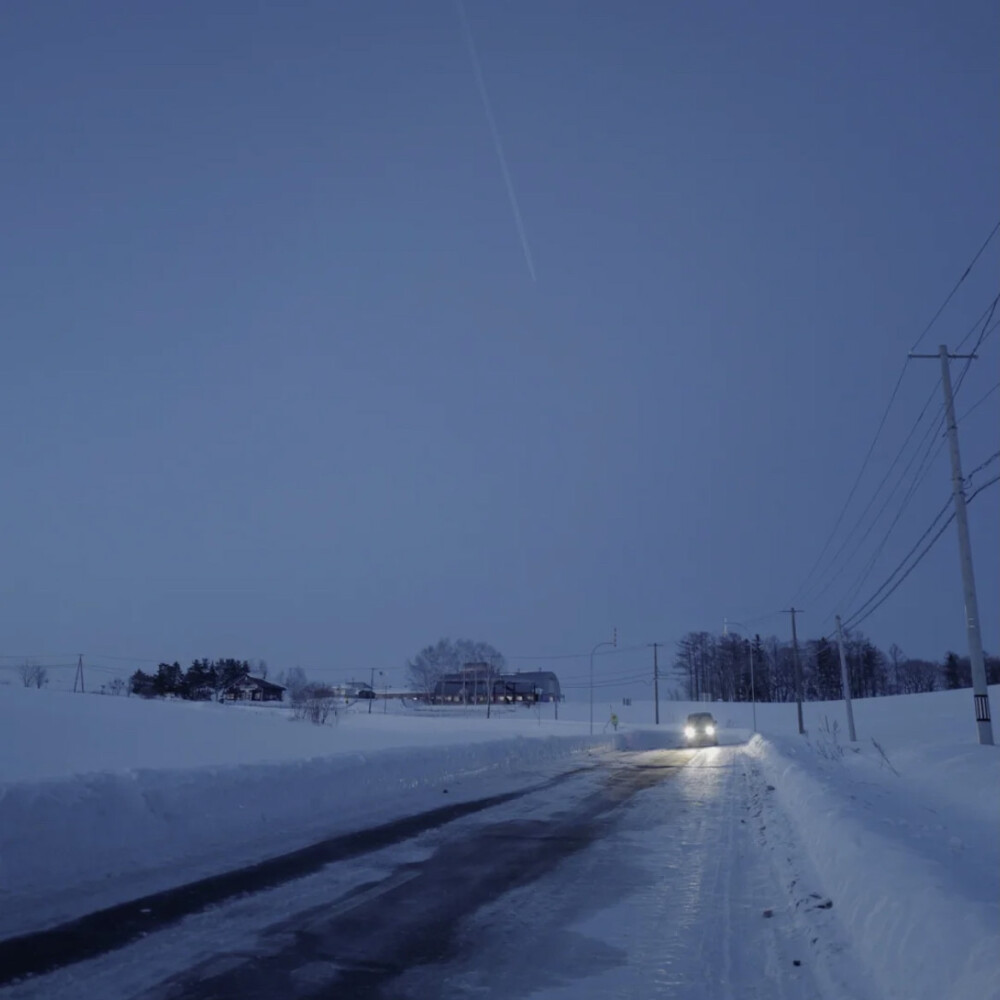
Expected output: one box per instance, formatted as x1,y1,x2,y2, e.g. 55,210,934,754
223,676,286,703
432,665,561,704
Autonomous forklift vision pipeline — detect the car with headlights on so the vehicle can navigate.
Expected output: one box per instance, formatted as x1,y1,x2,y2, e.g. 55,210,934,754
684,712,718,747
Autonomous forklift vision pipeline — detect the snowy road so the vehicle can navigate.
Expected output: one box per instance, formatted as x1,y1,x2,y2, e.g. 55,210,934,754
2,746,873,1000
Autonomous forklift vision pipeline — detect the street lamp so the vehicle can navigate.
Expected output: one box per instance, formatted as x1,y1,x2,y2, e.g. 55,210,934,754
590,631,616,735
723,618,756,734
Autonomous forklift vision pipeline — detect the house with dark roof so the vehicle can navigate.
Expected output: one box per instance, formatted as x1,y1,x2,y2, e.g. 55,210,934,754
223,675,286,703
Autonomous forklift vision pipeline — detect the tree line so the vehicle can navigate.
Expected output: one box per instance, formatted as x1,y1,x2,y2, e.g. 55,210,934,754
129,658,258,700
671,631,1000,704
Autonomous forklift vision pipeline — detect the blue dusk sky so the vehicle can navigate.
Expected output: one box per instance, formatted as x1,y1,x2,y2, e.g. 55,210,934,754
1,1,998,690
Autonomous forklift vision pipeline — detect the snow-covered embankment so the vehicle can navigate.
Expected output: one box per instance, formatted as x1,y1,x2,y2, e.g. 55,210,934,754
747,729,999,1000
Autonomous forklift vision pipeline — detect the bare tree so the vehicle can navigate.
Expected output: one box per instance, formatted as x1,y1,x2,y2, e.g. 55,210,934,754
18,660,45,688
407,639,506,701
284,666,308,699
888,644,905,695
292,683,337,725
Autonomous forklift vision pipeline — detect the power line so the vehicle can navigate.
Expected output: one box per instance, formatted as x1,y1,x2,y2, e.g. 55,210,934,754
961,295,1000,356
803,377,942,608
795,227,1000,606
844,325,1000,628
841,496,954,631
910,219,1000,353
506,643,647,662
791,363,909,605
968,473,1000,504
844,514,954,632
958,380,1000,423
950,313,1000,405
832,424,948,624
841,472,999,632
804,299,1000,613
965,450,1000,485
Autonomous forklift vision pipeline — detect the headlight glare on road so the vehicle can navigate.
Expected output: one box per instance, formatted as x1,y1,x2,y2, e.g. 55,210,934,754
705,725,715,736
684,726,696,739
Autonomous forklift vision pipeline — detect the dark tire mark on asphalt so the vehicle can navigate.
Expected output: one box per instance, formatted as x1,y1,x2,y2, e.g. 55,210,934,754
0,766,593,988
146,754,687,1000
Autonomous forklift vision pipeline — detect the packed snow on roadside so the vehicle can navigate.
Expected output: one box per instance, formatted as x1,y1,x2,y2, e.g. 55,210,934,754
0,684,612,939
1,680,998,1000
741,687,1000,1000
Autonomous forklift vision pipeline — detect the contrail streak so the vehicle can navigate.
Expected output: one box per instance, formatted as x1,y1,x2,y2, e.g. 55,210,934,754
455,0,536,282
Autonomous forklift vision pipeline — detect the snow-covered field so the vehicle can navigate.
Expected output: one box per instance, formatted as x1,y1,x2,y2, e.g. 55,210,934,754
1,681,997,1000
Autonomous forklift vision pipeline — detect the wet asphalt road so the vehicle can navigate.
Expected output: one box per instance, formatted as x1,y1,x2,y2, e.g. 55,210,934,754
141,754,689,1000
0,769,594,988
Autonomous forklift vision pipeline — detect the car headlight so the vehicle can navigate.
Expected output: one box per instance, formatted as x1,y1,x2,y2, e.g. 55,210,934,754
705,725,715,736
684,726,696,738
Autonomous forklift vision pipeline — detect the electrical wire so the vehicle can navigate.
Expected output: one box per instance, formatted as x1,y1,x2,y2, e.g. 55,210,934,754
795,227,1000,608
841,472,999,631
958,380,1000,423
910,219,1000,353
968,473,1000,504
965,450,1000,485
802,378,942,609
833,425,948,622
808,301,1000,619
506,643,647,662
841,496,954,631
790,363,909,605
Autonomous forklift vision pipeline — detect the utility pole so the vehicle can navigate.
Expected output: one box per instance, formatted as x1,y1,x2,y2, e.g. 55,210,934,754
590,628,617,736
909,345,994,745
73,654,85,693
834,616,857,742
369,666,375,714
648,643,662,724
486,657,493,720
783,609,805,734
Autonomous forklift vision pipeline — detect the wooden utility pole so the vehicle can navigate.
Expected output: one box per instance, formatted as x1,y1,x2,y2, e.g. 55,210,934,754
909,345,994,744
783,609,805,734
73,654,85,693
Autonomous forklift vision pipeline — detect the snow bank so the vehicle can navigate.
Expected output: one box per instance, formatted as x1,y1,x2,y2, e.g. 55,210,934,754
0,685,609,939
0,734,606,939
747,726,1000,1000
0,685,585,783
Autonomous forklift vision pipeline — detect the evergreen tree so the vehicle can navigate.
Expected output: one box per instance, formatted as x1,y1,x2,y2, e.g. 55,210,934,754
183,660,214,700
129,669,156,697
153,662,184,697
943,651,964,689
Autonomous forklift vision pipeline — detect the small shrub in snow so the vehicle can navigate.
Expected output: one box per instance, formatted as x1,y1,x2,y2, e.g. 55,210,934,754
813,716,844,761
292,684,338,726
